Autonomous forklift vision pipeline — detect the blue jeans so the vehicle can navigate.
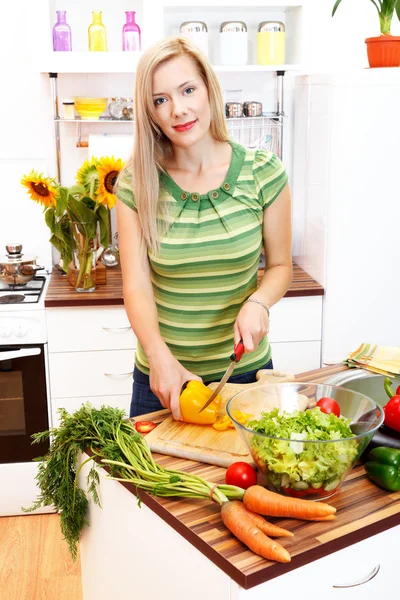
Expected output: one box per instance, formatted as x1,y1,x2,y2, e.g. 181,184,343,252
129,359,273,418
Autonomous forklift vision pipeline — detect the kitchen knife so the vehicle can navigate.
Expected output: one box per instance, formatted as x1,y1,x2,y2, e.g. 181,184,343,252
198,340,245,414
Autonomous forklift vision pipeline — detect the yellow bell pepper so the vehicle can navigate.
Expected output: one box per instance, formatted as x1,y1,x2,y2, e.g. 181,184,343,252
179,380,222,425
212,410,253,431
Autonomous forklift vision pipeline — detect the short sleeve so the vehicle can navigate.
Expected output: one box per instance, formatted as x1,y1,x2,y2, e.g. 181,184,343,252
116,165,137,212
253,150,288,209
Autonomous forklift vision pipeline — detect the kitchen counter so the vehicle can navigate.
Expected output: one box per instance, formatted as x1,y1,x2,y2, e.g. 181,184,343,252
79,364,400,599
45,262,324,307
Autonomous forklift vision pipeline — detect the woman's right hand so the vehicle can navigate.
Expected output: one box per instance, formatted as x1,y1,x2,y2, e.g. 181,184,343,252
148,347,202,421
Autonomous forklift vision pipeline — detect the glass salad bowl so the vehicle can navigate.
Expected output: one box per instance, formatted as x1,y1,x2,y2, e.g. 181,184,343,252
226,382,384,501
73,97,108,120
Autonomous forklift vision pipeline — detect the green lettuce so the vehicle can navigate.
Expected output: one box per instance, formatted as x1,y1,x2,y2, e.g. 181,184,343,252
248,408,359,491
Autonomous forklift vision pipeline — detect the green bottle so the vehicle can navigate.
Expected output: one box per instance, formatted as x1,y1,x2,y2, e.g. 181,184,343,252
88,11,107,51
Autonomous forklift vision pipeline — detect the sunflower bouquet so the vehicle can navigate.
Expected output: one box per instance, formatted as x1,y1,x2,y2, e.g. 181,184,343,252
21,156,124,291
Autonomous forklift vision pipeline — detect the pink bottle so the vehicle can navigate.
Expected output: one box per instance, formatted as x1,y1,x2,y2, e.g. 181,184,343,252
122,11,141,52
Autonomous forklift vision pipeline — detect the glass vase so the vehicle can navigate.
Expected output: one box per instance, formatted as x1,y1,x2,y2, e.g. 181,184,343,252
122,11,141,52
88,11,108,52
52,10,72,52
71,222,97,292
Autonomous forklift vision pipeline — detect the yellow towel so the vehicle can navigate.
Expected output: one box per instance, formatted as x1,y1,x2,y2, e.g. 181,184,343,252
344,343,400,378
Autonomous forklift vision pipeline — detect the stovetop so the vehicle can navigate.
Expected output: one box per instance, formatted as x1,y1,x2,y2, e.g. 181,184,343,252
0,276,48,309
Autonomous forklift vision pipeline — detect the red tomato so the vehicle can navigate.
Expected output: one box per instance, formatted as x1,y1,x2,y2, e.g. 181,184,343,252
135,421,157,434
396,385,400,396
225,462,257,489
316,397,340,417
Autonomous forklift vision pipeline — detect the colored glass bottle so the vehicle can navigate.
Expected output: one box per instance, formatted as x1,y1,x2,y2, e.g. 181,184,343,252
122,11,141,52
52,10,72,52
88,11,108,52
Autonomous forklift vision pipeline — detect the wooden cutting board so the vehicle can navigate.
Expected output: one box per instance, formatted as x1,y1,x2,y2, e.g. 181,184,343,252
145,369,296,468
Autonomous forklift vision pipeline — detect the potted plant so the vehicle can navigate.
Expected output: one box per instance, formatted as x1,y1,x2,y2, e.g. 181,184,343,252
21,156,124,292
332,0,400,67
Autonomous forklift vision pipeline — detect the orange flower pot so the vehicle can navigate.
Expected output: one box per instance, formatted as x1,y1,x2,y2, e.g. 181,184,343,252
365,35,400,68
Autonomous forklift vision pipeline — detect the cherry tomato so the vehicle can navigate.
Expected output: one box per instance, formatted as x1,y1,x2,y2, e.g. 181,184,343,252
316,397,340,417
225,462,257,489
135,421,157,434
396,385,400,396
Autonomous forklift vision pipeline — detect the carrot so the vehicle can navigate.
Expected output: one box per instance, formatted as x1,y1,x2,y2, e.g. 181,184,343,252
221,501,291,563
242,505,294,537
243,485,336,520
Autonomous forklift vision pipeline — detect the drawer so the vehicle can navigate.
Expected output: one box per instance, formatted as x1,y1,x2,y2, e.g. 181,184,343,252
236,525,400,600
50,395,132,428
49,349,135,398
270,341,321,374
268,296,322,343
46,307,137,352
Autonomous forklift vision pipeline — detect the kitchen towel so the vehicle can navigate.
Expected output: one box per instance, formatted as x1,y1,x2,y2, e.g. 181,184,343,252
344,343,400,378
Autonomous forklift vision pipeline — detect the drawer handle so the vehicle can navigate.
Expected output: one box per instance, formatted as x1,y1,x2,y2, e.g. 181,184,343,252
104,371,133,378
102,326,132,332
333,564,380,588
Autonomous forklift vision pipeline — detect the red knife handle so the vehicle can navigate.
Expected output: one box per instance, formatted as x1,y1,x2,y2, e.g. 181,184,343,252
230,339,245,363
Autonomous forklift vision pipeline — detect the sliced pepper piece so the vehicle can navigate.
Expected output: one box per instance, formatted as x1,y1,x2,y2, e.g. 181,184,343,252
135,421,157,434
213,410,253,431
179,380,222,425
365,446,400,492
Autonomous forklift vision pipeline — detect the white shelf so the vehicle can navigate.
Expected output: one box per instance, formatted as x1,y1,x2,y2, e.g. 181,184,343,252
39,52,300,74
38,51,142,74
214,64,300,72
163,0,303,7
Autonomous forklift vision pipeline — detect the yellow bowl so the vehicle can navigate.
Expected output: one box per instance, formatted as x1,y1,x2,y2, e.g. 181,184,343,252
73,97,108,120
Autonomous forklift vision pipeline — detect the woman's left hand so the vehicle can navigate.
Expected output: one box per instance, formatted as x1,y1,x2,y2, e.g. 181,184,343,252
233,301,269,353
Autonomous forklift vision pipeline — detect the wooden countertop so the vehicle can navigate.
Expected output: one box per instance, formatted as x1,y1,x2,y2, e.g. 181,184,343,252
99,364,400,590
45,262,324,307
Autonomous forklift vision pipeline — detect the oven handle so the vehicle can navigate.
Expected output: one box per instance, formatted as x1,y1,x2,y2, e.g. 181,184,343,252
0,347,41,361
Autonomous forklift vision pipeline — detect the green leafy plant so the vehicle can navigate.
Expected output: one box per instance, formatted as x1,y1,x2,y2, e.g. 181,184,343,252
332,0,400,35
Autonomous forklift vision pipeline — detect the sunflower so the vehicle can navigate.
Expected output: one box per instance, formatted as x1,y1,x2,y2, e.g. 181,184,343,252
76,157,100,197
21,170,58,208
96,156,125,209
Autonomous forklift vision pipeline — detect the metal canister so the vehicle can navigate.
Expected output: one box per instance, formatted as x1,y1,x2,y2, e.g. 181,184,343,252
257,21,285,65
225,102,243,118
219,21,248,66
180,21,209,57
243,101,263,117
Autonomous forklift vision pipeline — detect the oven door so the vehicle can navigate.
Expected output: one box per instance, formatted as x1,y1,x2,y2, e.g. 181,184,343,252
0,344,49,463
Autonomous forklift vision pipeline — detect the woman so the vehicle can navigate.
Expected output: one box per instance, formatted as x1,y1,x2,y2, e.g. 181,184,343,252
116,36,292,420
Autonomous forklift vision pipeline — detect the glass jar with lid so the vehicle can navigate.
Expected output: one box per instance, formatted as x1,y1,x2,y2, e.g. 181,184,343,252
219,21,248,66
179,22,209,57
108,97,127,120
257,21,285,65
122,98,134,120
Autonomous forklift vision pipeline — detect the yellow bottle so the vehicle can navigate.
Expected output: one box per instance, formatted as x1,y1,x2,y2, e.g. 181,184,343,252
88,11,108,52
257,21,285,65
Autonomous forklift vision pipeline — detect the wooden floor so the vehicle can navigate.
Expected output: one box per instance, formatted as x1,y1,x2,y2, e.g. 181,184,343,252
0,514,82,600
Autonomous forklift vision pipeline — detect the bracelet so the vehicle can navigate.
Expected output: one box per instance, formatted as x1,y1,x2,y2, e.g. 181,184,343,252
244,297,270,317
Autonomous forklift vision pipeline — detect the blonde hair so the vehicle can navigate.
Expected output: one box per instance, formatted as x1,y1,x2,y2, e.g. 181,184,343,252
124,36,229,253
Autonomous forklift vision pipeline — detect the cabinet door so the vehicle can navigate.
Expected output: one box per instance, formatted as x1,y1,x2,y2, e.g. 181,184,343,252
51,395,132,427
270,341,321,373
47,307,137,352
268,297,322,343
234,525,400,600
49,349,135,398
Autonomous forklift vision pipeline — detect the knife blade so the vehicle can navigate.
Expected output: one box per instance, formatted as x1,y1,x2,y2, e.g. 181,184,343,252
198,340,245,413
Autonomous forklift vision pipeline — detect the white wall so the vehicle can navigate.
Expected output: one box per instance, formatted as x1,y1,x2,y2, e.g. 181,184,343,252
2,0,399,269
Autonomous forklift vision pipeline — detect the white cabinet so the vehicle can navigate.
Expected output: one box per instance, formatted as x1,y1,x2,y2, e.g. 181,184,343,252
46,306,136,425
269,296,322,373
234,525,400,599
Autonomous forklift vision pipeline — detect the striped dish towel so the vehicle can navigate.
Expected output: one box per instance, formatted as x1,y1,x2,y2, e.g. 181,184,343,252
344,343,400,377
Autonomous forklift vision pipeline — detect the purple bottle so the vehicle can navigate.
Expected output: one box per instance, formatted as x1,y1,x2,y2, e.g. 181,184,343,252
52,10,72,52
122,11,141,52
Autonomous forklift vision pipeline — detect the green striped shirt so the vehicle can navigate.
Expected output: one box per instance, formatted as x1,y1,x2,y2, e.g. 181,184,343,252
117,141,287,380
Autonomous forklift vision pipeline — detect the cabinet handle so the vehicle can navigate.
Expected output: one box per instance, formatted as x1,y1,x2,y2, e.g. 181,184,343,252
102,326,132,332
104,371,133,378
333,564,380,588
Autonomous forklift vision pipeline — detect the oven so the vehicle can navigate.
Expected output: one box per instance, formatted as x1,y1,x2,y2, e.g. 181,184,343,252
0,344,49,463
